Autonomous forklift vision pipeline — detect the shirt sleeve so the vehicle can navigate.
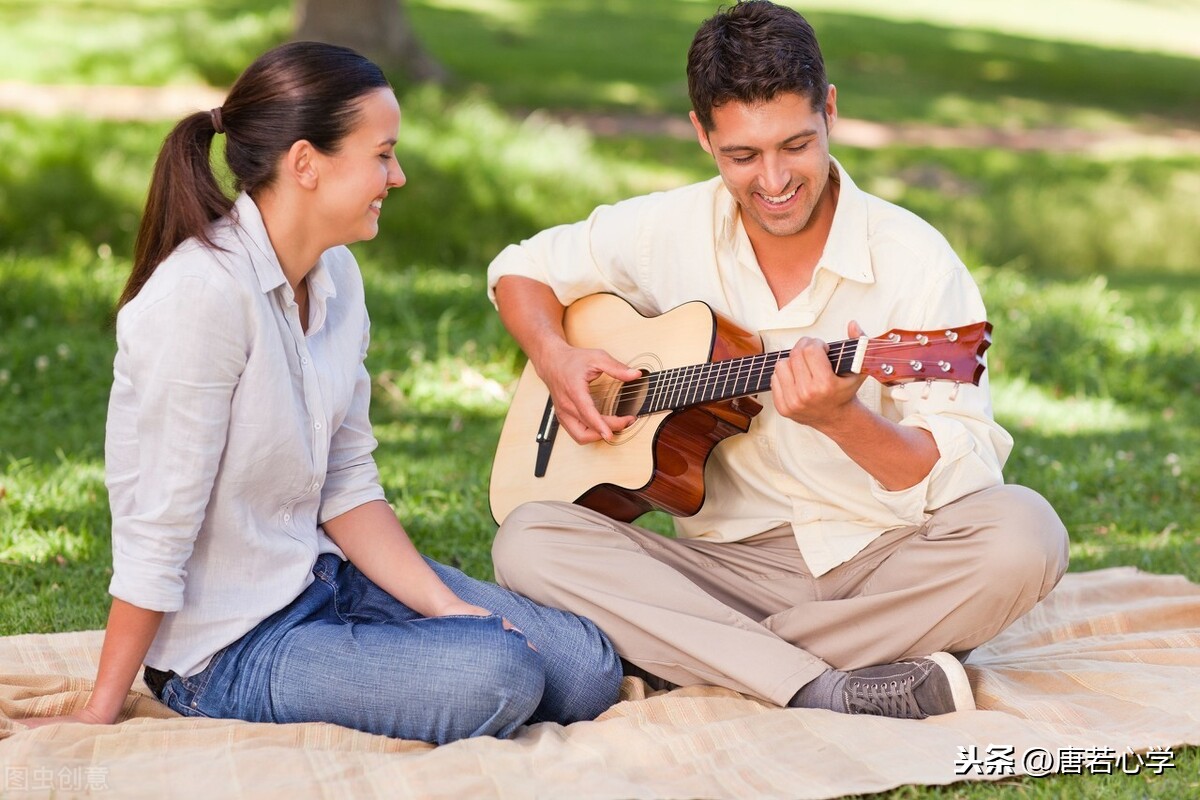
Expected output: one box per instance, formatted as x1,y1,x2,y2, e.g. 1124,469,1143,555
107,269,248,612
319,310,386,523
486,195,650,308
867,245,1013,520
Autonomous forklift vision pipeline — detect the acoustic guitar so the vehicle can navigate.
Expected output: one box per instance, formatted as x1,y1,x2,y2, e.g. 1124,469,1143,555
489,293,991,525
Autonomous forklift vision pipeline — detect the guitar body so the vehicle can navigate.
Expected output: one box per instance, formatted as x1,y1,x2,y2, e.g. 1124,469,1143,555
490,294,764,524
490,293,991,526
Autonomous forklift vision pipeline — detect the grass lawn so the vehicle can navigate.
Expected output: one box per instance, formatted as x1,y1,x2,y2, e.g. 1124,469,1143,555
407,0,1200,132
1,1,1197,796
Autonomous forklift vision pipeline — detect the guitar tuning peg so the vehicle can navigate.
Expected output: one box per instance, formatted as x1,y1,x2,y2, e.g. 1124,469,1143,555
922,379,933,399
945,330,959,342
949,382,961,401
887,332,901,343
916,334,929,346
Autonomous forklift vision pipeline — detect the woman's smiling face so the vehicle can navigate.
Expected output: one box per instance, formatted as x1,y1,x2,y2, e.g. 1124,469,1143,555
312,87,407,247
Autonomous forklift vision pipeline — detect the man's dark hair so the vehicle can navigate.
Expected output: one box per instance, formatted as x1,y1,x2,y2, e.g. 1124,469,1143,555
687,1,829,131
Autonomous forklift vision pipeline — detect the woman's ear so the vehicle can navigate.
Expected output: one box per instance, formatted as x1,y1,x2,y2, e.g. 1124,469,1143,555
282,140,320,190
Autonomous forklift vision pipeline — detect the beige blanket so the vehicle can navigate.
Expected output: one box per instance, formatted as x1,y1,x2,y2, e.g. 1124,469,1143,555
1,566,1198,799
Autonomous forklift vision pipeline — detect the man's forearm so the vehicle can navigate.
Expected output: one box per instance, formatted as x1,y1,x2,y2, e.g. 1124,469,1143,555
815,400,940,491
494,275,569,367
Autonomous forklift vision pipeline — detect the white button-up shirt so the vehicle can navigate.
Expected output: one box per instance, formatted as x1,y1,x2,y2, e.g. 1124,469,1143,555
106,193,385,676
487,161,1012,576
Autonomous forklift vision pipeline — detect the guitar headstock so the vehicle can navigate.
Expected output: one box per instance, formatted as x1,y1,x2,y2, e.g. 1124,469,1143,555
859,322,992,386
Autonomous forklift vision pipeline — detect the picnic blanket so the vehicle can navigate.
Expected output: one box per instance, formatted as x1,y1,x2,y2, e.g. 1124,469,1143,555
1,566,1198,799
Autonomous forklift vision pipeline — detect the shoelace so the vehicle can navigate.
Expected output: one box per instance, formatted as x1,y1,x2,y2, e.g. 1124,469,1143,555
845,675,920,718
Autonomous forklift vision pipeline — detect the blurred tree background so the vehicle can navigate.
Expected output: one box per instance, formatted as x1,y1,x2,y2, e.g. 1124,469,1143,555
296,0,449,83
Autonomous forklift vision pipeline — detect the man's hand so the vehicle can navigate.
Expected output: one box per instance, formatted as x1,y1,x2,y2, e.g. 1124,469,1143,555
536,340,641,444
493,276,641,444
771,320,870,433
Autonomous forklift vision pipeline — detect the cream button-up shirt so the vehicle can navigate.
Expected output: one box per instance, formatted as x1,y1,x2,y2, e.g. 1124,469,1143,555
106,193,386,676
487,161,1011,576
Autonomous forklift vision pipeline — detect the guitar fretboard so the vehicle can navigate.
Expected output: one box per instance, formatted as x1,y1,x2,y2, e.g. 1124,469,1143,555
633,339,860,415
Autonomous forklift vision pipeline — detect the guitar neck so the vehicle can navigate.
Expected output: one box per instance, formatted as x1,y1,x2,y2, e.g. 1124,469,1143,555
636,339,858,416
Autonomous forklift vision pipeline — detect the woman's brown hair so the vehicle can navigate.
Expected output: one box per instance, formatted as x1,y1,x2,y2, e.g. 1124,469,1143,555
120,41,390,307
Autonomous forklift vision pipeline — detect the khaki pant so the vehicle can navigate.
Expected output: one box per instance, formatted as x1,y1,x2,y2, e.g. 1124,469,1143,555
493,484,1069,707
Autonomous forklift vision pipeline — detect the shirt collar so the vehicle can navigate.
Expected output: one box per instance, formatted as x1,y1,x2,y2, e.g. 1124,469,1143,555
231,192,338,305
716,179,739,244
715,157,876,287
231,193,286,295
818,157,875,286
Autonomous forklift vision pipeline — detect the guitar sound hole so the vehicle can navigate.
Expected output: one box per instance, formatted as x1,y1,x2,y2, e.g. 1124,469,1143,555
593,369,652,445
613,371,650,417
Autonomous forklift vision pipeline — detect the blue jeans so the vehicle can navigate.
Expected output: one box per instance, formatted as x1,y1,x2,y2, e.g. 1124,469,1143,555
152,554,622,744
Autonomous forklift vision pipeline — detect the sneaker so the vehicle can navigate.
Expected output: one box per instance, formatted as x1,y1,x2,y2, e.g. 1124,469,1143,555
842,651,975,719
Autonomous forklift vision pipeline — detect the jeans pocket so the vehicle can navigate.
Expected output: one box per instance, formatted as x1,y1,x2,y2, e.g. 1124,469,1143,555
169,643,236,718
161,680,212,719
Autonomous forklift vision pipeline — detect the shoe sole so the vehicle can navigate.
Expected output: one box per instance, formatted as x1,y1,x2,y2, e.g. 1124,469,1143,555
927,651,976,712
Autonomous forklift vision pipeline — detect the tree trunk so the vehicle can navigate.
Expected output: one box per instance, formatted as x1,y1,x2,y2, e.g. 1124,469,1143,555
295,0,448,84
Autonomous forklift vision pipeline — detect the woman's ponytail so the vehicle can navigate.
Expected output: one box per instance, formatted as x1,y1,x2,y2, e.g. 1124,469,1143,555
119,111,233,307
118,42,388,308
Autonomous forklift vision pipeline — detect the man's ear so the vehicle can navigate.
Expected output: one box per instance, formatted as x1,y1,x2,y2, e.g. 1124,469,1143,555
824,84,838,133
282,139,320,190
689,110,714,157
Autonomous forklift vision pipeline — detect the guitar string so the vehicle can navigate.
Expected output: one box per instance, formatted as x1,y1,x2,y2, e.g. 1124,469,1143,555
588,341,978,407
585,335,983,410
590,337,971,401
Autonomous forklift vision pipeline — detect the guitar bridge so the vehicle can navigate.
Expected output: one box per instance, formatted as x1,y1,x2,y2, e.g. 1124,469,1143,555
534,397,558,478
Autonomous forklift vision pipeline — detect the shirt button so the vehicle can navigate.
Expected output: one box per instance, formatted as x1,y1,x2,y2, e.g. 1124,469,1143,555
314,421,322,430
283,513,291,522
301,357,309,366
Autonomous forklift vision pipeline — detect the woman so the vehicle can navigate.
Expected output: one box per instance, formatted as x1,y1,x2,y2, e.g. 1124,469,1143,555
24,42,621,744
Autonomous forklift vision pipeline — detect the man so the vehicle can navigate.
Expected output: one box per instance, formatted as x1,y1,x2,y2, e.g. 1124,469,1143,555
486,0,1068,719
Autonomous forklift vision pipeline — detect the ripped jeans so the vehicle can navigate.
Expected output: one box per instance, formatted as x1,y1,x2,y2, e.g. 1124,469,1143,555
147,553,622,744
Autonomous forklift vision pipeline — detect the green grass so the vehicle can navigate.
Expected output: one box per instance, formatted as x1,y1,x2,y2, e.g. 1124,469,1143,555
1,1,1198,796
0,0,292,87
5,0,1198,132
852,743,1200,799
403,0,1200,131
845,149,1200,277
794,0,1200,59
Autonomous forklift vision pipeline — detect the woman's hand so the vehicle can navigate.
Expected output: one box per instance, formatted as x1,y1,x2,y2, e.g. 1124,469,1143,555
18,599,164,732
432,599,521,633
431,599,534,648
21,704,117,729
432,598,491,618
323,503,535,647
